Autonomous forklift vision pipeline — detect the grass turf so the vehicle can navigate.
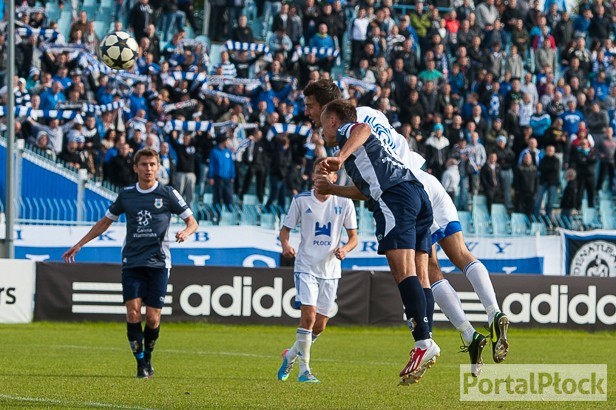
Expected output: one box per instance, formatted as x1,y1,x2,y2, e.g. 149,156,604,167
0,322,614,409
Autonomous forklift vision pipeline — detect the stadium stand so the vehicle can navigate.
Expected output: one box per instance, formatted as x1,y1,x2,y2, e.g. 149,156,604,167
0,0,615,236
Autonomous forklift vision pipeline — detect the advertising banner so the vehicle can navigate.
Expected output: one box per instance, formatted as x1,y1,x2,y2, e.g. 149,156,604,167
34,263,616,330
0,259,36,323
561,230,616,277
5,225,560,274
34,263,372,326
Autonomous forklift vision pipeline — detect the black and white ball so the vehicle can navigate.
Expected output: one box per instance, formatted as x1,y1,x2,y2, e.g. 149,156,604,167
100,31,139,70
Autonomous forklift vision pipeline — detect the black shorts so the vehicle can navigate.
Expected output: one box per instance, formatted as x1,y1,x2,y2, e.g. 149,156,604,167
373,181,433,255
122,266,170,308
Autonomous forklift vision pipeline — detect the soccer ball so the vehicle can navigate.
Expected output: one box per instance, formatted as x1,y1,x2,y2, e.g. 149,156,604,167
100,31,139,70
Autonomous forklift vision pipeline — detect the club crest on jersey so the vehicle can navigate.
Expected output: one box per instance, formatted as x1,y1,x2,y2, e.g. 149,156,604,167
334,206,343,215
154,198,163,209
315,222,332,237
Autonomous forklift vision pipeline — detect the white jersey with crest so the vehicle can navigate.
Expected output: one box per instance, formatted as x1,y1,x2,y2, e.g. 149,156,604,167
283,190,357,279
355,106,460,237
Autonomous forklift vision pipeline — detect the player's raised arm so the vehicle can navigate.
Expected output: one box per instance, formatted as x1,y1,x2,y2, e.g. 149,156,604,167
336,122,372,163
62,216,114,263
176,215,199,243
313,175,368,200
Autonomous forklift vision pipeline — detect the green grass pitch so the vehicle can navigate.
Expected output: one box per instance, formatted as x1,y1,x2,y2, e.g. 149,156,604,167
0,322,614,409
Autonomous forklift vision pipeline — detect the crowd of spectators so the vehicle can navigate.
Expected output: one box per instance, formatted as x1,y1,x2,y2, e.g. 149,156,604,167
3,0,616,227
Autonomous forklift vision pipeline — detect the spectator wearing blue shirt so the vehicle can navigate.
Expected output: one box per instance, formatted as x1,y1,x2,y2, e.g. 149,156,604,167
529,103,552,138
39,81,66,110
128,82,148,119
209,132,236,210
560,100,585,136
52,67,72,90
309,23,336,50
573,8,592,39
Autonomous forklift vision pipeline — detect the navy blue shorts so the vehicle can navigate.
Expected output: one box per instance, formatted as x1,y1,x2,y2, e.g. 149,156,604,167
122,267,170,308
373,181,433,255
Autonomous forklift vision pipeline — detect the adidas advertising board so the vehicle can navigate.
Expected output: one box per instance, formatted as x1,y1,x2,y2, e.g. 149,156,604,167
5,225,559,274
0,259,36,323
34,264,615,329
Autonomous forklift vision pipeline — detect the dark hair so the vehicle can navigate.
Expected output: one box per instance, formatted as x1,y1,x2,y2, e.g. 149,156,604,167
322,99,357,123
303,79,342,107
134,147,160,165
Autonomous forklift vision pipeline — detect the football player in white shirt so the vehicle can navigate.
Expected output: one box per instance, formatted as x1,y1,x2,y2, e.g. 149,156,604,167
277,158,358,383
303,79,509,378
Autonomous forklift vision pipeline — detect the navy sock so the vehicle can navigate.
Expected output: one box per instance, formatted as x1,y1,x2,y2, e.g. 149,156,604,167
397,276,430,341
127,322,145,363
144,325,160,359
423,288,434,336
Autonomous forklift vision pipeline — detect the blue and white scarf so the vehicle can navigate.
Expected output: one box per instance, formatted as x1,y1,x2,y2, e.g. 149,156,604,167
200,88,251,104
17,27,59,41
0,106,82,122
225,40,270,55
266,123,312,141
163,119,235,134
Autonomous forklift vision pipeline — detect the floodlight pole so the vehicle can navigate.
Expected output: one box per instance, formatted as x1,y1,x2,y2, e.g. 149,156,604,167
4,0,15,259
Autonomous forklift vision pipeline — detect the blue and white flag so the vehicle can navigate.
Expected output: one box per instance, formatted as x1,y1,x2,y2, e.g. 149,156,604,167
17,27,59,41
167,72,261,86
266,123,312,141
292,46,339,61
339,76,377,92
0,106,82,122
200,88,251,104
225,40,270,55
83,100,126,114
163,119,235,134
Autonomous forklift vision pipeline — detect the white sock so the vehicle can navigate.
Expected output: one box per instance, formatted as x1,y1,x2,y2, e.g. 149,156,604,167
286,342,299,361
432,279,476,344
464,260,500,324
296,328,312,374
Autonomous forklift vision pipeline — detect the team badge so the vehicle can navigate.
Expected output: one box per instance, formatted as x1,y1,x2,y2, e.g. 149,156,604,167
154,198,163,209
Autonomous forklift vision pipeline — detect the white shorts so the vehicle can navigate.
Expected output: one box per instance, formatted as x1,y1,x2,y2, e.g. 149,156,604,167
415,170,462,243
294,272,339,317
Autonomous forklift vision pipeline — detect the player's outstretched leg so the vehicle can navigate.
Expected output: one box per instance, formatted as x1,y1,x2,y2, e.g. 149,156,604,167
143,325,159,377
431,277,487,376
127,322,149,378
459,332,488,377
489,312,510,363
440,233,510,363
395,273,440,386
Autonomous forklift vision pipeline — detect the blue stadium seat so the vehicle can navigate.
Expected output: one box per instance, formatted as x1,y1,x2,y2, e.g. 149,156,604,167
601,207,615,229
242,194,258,206
457,210,473,235
101,0,115,8
202,193,213,204
93,21,108,38
240,205,259,225
511,213,530,236
530,222,546,236
219,209,237,226
491,204,510,236
583,207,600,227
260,213,277,230
472,206,491,236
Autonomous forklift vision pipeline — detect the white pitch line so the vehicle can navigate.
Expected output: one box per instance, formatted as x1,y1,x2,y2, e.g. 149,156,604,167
0,394,157,410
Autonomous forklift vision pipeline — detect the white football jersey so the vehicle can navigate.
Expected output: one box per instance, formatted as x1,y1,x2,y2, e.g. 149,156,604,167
283,191,357,279
355,106,459,235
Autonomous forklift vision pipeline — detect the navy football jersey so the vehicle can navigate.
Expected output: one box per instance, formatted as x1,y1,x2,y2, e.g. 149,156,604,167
105,182,193,269
336,122,418,202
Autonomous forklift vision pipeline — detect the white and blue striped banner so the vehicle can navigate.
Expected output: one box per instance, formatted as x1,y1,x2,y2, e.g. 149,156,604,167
292,46,339,61
163,119,235,134
168,72,261,86
266,123,312,141
225,40,270,55
338,76,377,92
200,88,251,104
43,43,87,54
83,100,125,114
0,106,82,122
164,99,198,113
17,27,59,41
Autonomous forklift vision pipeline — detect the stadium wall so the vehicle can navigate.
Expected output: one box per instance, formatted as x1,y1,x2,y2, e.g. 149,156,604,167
1,225,562,274
29,263,616,330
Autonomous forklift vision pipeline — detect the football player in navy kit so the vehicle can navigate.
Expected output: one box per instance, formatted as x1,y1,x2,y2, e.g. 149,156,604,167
63,148,198,378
